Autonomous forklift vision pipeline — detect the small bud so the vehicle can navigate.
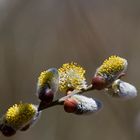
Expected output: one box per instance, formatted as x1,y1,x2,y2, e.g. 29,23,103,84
0,124,16,137
39,88,54,104
64,98,78,113
91,76,107,90
64,95,102,115
106,79,137,99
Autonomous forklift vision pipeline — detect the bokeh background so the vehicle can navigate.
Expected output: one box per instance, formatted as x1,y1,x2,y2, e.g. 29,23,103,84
0,0,140,140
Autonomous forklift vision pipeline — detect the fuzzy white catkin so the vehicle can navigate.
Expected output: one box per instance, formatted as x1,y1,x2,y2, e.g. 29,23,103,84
107,79,137,99
118,80,137,99
71,95,101,114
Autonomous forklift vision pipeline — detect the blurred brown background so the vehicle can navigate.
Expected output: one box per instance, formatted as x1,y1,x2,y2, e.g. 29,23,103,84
0,0,140,140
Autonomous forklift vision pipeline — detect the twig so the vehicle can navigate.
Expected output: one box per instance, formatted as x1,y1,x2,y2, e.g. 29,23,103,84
38,84,94,111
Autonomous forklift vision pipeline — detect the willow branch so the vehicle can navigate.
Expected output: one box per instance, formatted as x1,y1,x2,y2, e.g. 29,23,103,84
38,84,94,111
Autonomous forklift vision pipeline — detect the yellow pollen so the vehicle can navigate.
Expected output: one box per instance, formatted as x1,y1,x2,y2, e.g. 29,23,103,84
98,56,127,75
58,62,87,93
5,103,36,129
38,71,53,87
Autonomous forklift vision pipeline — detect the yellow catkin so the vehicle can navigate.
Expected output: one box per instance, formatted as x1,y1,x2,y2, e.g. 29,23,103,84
98,56,127,75
5,103,36,129
58,62,87,93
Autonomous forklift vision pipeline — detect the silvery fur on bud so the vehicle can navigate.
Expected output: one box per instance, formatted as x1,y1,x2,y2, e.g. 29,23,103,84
106,79,137,99
70,95,102,115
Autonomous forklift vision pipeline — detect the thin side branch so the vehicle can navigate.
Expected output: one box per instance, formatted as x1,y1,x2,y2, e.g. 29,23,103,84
38,84,94,111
